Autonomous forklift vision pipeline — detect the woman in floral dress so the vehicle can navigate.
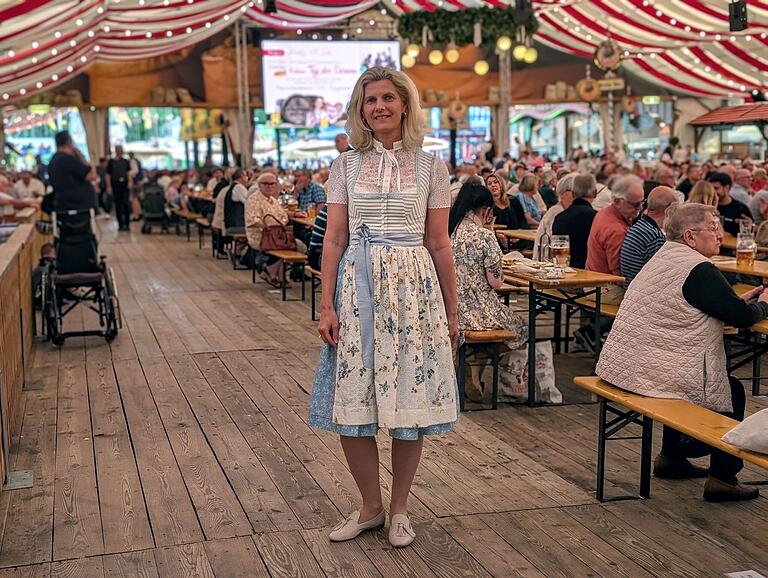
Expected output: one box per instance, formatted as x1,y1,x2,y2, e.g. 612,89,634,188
449,183,528,402
449,182,527,348
309,67,459,548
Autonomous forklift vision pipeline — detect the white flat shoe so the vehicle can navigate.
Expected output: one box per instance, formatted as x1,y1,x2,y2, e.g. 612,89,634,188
329,509,385,542
388,513,415,547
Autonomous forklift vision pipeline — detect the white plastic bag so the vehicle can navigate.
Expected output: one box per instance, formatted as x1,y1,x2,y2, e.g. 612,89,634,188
721,408,768,454
499,341,563,404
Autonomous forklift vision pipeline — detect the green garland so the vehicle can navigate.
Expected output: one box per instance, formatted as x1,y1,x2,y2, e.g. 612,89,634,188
397,6,538,49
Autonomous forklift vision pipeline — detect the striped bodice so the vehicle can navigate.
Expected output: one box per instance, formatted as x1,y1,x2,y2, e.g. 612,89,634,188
326,140,450,236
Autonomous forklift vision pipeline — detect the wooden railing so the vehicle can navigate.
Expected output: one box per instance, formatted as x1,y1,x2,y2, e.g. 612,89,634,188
0,222,47,489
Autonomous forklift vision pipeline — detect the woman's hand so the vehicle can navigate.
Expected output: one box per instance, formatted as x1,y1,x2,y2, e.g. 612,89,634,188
318,307,339,347
448,314,460,352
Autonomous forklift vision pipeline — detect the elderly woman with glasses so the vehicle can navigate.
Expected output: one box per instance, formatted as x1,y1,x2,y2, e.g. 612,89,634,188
245,172,293,286
598,203,768,503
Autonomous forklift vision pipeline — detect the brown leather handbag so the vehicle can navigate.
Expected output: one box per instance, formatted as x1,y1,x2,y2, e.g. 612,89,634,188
259,214,296,251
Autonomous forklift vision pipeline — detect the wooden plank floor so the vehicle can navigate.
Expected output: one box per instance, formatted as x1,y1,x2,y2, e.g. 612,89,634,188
1,221,766,577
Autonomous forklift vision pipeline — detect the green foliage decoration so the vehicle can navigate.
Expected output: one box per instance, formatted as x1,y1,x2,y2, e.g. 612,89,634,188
397,6,538,49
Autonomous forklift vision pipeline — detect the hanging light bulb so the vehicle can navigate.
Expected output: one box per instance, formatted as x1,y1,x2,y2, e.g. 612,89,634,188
474,60,489,75
428,49,444,65
513,44,527,61
401,53,416,68
523,47,538,64
445,43,460,63
406,43,420,57
496,35,512,51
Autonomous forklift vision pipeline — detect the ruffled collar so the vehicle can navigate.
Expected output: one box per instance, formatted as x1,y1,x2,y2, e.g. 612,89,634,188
373,138,403,153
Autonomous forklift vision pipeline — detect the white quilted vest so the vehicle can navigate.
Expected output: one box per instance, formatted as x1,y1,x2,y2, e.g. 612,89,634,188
596,242,732,412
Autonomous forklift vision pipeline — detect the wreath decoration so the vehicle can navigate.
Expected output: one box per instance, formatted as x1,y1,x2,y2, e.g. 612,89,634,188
397,6,538,50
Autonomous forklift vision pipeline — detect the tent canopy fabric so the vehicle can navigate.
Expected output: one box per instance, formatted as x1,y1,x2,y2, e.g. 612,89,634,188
0,0,766,103
689,103,768,126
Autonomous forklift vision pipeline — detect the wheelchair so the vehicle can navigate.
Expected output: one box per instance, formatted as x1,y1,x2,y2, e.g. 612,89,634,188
140,182,169,234
41,209,121,346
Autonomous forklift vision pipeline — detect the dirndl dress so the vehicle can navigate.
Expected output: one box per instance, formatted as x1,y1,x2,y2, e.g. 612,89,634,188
308,141,459,440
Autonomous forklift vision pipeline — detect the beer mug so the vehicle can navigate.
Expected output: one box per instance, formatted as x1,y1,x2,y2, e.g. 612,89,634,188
550,235,571,272
737,233,756,268
739,220,755,236
307,203,316,220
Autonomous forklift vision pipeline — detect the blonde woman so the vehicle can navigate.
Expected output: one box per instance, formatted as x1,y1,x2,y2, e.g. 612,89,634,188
517,173,542,227
687,180,718,207
310,68,458,547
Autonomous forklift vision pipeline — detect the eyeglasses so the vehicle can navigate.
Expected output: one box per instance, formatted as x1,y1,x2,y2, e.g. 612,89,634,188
623,199,644,209
261,181,278,185
690,222,721,233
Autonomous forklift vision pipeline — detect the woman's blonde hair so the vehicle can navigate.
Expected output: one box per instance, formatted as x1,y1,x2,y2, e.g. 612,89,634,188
346,67,425,152
518,173,537,194
687,180,717,207
485,173,509,208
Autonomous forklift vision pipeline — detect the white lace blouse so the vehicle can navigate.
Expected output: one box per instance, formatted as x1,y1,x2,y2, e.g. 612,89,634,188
326,139,451,236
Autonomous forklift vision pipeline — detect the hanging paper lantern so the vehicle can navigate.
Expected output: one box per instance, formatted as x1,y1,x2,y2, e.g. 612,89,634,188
523,47,538,64
474,60,490,75
445,44,460,63
401,54,416,68
428,49,444,65
406,43,420,58
513,44,527,61
496,35,512,51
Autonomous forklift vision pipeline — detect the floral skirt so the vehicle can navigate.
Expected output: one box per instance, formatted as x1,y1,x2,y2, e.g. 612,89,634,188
308,245,459,440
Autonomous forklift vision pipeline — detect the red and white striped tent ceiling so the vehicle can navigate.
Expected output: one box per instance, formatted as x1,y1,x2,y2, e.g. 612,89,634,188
1,0,767,103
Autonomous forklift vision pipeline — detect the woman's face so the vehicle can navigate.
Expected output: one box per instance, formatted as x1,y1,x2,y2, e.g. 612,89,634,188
362,80,405,137
259,177,279,198
487,176,501,199
684,212,722,258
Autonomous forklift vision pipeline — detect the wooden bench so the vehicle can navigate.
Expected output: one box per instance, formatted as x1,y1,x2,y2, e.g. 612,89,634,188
457,329,517,411
195,217,210,250
172,209,203,241
305,265,322,321
573,376,768,502
265,250,307,301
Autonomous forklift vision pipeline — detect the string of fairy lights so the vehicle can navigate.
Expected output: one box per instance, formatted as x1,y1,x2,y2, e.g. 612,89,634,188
0,0,766,103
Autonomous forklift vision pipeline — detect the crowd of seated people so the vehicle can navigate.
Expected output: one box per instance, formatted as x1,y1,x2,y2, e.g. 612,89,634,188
0,167,44,222
445,146,767,502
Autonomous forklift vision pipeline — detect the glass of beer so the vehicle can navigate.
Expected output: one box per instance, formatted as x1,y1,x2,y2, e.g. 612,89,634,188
739,220,755,236
737,233,756,268
307,203,316,220
550,235,571,273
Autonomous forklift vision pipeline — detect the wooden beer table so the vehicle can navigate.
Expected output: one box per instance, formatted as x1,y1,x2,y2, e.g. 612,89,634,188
496,228,537,243
289,215,315,228
504,267,624,407
720,233,768,254
713,255,768,277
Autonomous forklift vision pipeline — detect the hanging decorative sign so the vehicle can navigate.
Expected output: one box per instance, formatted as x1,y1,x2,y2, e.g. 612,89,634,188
577,78,601,102
622,95,637,114
593,39,623,72
598,77,625,92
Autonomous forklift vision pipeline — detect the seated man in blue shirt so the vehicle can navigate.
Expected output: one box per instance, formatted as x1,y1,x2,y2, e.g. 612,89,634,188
620,186,679,287
294,169,326,213
292,169,326,247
